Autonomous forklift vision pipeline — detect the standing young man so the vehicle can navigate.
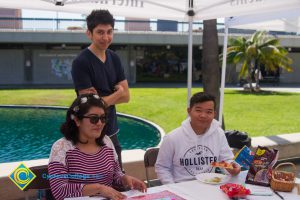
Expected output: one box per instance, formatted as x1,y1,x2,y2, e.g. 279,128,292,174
155,92,240,184
71,10,129,169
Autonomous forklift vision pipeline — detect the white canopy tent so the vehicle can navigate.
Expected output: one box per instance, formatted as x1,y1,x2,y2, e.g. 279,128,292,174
1,0,300,124
1,0,299,21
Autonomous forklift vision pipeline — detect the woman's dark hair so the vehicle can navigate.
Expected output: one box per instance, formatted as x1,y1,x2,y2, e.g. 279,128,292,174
190,92,216,110
86,9,115,32
60,93,108,146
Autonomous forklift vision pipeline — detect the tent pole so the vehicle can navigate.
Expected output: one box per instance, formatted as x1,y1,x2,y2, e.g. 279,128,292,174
187,0,194,108
219,18,229,124
187,16,193,108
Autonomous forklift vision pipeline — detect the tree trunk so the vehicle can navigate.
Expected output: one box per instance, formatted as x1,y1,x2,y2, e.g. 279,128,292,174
202,19,223,128
247,61,254,92
255,61,261,91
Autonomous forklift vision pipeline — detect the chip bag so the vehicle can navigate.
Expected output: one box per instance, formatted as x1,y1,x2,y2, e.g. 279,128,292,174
245,146,278,186
234,145,254,170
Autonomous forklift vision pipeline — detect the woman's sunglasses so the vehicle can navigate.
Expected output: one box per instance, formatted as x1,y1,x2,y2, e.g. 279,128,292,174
82,115,107,124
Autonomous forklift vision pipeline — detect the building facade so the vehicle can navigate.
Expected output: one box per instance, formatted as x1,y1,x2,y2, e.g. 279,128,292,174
0,30,299,87
0,8,22,29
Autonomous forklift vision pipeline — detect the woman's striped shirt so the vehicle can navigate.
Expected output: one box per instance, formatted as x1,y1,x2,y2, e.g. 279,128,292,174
48,137,124,200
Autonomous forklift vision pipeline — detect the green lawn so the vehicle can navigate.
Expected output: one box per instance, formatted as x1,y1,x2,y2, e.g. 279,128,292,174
1,88,300,137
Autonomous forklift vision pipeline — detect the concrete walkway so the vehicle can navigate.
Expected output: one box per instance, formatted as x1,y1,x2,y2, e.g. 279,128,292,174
228,84,300,93
131,82,300,92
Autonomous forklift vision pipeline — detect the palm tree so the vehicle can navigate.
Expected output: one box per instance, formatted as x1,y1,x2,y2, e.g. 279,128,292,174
225,33,258,91
253,32,292,88
225,31,293,91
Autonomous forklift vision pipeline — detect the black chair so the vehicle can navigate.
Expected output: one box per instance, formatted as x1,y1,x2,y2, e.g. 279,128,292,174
24,165,54,200
144,147,161,187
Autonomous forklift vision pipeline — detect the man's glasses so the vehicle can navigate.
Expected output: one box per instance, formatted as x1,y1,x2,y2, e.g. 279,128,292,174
82,115,107,124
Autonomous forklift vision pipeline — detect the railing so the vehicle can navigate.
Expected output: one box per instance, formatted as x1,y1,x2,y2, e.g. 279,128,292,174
0,17,225,33
0,17,297,36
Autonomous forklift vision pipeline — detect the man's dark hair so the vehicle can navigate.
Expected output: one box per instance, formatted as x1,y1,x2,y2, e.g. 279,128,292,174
189,92,216,110
86,9,115,32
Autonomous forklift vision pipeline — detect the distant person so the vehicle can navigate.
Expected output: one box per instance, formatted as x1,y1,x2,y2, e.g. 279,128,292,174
71,10,129,169
48,94,146,200
155,92,240,184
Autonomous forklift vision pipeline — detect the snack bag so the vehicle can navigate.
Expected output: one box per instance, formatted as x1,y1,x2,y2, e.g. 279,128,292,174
220,183,251,198
245,146,278,186
234,145,254,170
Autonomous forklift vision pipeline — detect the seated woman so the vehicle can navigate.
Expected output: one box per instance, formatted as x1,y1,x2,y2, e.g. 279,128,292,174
48,94,146,200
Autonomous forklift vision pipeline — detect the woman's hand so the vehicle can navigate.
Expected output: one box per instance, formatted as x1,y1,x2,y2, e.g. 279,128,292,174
121,175,147,192
226,162,241,176
82,183,126,200
98,184,127,200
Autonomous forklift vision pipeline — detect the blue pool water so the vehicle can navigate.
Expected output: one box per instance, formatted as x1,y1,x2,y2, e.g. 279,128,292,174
0,107,161,163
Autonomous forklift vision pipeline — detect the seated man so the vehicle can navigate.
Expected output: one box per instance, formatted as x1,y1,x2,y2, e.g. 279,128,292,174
155,92,240,184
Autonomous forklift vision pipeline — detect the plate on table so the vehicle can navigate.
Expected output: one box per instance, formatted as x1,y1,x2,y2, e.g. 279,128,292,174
196,173,230,185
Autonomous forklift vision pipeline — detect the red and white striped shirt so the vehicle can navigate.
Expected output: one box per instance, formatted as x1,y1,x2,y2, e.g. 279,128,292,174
48,137,123,200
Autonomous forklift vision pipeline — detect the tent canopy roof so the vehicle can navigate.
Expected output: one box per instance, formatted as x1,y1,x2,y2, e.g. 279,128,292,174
0,0,300,23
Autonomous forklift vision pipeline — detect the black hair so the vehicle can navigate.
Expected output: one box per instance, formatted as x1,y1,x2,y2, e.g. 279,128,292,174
190,92,216,110
60,93,108,146
86,9,115,32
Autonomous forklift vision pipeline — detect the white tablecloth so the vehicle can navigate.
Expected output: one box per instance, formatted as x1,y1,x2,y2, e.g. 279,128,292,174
65,171,300,200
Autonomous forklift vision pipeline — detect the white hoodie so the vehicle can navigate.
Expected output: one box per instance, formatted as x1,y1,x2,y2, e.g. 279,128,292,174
155,118,234,184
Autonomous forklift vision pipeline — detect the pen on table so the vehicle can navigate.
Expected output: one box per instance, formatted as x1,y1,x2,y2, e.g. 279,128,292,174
273,190,284,200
